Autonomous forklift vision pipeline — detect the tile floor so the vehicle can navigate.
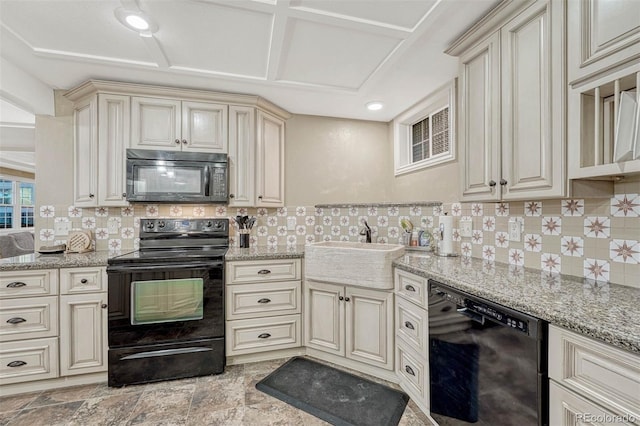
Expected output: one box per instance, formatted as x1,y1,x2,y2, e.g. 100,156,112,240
0,357,430,425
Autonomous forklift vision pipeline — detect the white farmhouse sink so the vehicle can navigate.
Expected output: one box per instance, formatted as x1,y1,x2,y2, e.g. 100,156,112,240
304,241,405,289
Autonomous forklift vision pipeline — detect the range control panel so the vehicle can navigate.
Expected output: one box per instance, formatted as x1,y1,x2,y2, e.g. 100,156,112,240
464,299,529,334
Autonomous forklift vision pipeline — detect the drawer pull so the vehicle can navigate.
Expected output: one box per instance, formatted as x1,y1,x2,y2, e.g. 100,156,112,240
257,269,271,275
404,321,415,330
80,278,88,284
258,333,271,339
7,360,27,368
7,281,27,288
404,285,416,292
6,317,27,325
405,365,415,376
257,298,271,304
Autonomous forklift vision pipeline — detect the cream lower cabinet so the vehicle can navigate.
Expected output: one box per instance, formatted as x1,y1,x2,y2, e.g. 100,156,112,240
455,0,566,201
225,259,302,357
548,325,640,425
0,269,59,385
59,267,108,376
394,269,430,415
304,280,393,370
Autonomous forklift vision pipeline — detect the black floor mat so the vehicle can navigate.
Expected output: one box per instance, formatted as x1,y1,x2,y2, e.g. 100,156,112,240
255,357,409,426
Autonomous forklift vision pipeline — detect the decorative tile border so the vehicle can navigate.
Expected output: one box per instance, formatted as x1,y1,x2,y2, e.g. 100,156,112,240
33,194,640,288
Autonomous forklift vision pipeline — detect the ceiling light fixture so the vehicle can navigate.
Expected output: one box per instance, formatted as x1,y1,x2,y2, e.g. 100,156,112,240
366,101,384,111
115,8,158,36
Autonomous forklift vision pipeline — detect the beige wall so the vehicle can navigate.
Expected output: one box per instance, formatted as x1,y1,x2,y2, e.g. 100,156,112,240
35,91,74,206
285,113,460,206
285,114,392,206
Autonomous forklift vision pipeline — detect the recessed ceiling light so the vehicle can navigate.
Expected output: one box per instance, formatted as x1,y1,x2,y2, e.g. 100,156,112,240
366,101,384,111
125,15,149,30
115,8,158,36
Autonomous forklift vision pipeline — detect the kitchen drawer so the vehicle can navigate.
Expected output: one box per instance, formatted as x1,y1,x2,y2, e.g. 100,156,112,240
549,325,640,420
549,381,632,426
0,296,58,342
0,337,59,385
396,296,428,356
226,280,301,320
226,259,301,284
396,340,429,411
395,269,427,308
226,314,301,356
60,267,106,294
0,269,58,299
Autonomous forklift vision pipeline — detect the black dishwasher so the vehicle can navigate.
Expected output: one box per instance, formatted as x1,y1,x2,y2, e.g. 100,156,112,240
428,280,548,426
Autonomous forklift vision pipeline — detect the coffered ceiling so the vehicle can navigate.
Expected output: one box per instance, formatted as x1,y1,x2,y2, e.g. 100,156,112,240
0,0,499,121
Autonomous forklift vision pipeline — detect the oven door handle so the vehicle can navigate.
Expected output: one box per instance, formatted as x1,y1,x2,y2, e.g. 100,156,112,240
107,261,223,272
457,307,485,325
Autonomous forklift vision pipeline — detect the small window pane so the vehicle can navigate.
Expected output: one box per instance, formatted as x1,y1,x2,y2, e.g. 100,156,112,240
412,117,431,163
20,182,35,206
0,180,12,205
21,206,34,228
412,143,423,162
0,206,11,229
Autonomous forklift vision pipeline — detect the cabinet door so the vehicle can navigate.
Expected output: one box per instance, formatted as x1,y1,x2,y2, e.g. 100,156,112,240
181,101,228,153
98,94,130,206
59,293,108,376
459,32,501,201
549,381,630,426
228,106,256,206
131,97,181,151
501,0,565,200
345,287,393,370
73,96,98,206
568,0,640,83
304,280,344,356
256,110,285,207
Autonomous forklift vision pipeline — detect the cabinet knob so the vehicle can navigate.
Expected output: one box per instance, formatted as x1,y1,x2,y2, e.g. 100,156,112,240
404,285,416,292
258,195,263,200
489,180,497,187
339,296,344,301
101,304,108,309
257,269,271,275
257,298,271,304
182,139,188,144
89,193,95,198
405,365,415,376
229,194,235,199
122,193,127,198
80,278,88,284
258,333,271,339
345,297,350,302
175,139,181,144
404,321,415,330
500,178,508,186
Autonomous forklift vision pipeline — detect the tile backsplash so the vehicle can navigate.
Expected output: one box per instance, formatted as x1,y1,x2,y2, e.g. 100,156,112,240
35,193,639,288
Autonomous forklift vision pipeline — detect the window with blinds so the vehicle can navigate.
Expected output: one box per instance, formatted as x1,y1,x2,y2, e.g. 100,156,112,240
411,107,449,163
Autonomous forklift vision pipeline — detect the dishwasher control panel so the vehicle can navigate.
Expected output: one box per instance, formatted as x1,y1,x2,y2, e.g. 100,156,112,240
465,299,529,334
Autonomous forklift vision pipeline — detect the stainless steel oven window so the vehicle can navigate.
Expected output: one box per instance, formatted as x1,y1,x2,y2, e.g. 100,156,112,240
130,278,204,325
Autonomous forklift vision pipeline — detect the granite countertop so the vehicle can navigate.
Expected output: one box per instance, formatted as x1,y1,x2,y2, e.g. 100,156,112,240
225,245,305,261
394,253,640,354
0,251,114,271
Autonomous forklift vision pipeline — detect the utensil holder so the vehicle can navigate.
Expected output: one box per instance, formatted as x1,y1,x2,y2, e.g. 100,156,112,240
239,231,250,248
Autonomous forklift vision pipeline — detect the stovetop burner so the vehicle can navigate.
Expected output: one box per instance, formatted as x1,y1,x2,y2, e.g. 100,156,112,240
108,218,229,266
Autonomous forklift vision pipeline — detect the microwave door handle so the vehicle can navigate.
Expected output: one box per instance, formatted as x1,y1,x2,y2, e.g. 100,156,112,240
204,166,211,197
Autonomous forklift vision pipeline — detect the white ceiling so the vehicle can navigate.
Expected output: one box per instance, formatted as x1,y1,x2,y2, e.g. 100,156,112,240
0,0,499,122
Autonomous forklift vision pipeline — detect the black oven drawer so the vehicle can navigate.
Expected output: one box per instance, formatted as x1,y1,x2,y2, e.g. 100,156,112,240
108,338,224,387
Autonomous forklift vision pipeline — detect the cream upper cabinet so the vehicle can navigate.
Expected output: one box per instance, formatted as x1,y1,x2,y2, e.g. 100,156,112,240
73,94,130,207
131,97,228,153
457,0,566,201
305,280,394,371
228,106,256,207
568,0,640,84
256,110,285,208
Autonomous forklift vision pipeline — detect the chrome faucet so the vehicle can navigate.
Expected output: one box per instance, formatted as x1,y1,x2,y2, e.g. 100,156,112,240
360,220,372,243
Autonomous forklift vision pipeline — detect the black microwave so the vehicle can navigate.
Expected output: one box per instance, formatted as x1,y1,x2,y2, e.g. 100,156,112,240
126,149,228,203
